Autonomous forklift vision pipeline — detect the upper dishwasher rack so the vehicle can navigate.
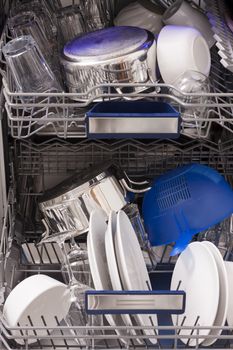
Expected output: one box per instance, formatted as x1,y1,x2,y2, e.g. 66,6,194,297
1,0,233,139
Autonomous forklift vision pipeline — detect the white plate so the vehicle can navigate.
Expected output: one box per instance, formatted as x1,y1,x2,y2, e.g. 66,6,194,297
224,261,233,327
171,242,219,346
3,274,71,345
105,211,143,344
201,241,228,346
115,210,158,345
87,209,128,343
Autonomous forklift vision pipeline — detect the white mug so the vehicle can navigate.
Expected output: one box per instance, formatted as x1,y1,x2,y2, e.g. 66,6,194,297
157,25,211,85
162,0,215,48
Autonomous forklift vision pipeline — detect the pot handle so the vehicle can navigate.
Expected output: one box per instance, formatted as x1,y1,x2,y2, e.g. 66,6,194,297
112,164,151,193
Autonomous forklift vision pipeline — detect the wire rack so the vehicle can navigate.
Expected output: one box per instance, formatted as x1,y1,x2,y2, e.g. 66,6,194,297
13,137,233,178
1,194,233,350
0,136,233,348
1,0,233,139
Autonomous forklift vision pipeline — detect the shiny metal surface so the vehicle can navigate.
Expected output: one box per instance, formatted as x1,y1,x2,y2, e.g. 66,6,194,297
39,174,127,236
39,161,151,237
39,164,128,237
61,27,156,100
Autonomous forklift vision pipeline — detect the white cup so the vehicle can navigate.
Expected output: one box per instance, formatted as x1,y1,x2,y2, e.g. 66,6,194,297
157,25,211,85
162,0,215,48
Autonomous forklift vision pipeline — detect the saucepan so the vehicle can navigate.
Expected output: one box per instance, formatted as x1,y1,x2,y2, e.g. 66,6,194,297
60,26,156,100
39,161,150,237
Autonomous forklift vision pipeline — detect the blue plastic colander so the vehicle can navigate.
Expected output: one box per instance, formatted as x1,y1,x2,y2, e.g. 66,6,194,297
142,164,233,256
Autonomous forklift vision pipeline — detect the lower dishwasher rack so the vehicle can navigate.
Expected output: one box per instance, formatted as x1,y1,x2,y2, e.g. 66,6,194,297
1,136,233,349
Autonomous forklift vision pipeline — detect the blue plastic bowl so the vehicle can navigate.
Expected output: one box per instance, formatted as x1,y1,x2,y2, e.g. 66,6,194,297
142,164,233,256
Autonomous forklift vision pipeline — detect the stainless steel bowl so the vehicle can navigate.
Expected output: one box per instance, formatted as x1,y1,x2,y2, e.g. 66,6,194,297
39,162,150,237
61,26,156,100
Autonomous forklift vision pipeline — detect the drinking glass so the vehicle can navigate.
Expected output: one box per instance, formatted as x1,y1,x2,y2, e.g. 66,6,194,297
124,203,157,269
2,36,62,102
39,228,92,345
170,70,211,137
8,11,54,64
79,0,112,31
56,5,86,45
197,215,233,260
11,0,57,40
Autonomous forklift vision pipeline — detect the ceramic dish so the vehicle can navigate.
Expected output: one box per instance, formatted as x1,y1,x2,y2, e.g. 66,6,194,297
171,242,219,346
115,210,158,344
201,241,228,346
224,261,233,327
87,209,128,344
105,211,143,344
157,25,211,85
3,274,71,345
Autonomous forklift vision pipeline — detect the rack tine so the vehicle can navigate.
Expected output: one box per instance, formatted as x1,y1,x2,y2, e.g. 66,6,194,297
186,316,200,347
176,280,182,291
66,314,81,347
41,315,55,349
27,315,42,349
25,241,36,264
146,280,152,291
54,316,68,349
42,243,53,264
177,316,186,336
35,244,43,265
116,333,123,349
52,242,61,264
149,316,161,349
17,322,26,347
101,327,109,349
9,264,16,291
160,245,168,263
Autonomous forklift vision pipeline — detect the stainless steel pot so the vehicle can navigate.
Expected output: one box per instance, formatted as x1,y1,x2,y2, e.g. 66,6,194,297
39,162,150,237
60,26,156,100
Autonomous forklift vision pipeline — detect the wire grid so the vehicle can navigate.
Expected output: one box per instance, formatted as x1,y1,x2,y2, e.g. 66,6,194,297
9,137,233,240
1,238,233,350
1,137,233,348
14,137,233,180
1,3,233,139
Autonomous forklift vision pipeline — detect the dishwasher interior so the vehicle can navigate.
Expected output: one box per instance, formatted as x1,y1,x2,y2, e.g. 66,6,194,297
1,0,233,349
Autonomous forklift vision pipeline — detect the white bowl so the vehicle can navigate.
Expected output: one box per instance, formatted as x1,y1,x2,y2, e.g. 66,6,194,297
114,1,163,35
3,274,71,345
157,25,211,85
163,0,215,48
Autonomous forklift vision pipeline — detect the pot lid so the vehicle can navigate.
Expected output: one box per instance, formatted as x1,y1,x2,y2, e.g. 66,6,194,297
63,26,149,62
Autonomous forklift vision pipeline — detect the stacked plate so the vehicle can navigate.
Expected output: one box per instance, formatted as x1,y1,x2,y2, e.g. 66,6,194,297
87,209,158,344
171,241,229,346
87,209,233,346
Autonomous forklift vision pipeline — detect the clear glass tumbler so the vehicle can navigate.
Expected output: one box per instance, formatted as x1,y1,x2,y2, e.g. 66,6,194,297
123,203,157,269
170,70,211,137
2,35,62,101
10,0,57,40
56,5,86,45
79,0,112,31
8,11,54,64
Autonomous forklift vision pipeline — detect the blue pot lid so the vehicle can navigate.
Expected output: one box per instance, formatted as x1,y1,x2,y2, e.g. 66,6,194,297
63,26,149,62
